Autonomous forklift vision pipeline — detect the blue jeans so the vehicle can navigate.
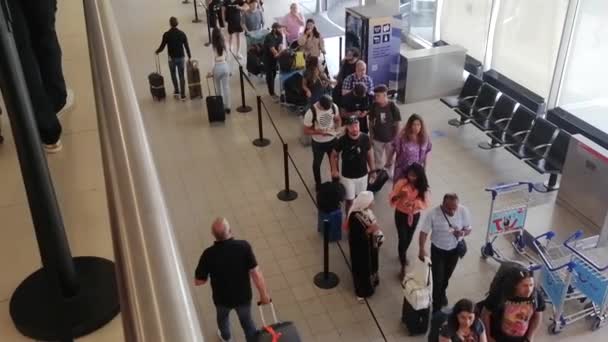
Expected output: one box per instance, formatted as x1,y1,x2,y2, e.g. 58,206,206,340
216,303,257,341
168,57,185,97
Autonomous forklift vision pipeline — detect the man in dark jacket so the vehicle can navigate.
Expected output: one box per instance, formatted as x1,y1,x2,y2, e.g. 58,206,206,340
155,17,192,100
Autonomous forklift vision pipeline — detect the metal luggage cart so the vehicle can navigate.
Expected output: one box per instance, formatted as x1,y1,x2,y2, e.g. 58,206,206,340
564,230,608,331
533,232,593,334
481,182,538,265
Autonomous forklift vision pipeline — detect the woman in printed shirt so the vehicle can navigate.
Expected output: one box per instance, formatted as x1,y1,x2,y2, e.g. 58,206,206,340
386,113,432,181
389,163,430,279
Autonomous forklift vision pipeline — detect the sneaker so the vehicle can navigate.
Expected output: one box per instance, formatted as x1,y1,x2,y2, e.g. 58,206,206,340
173,92,180,99
217,329,231,342
236,53,243,60
181,96,187,101
225,108,231,114
356,297,365,303
43,139,63,154
57,88,74,118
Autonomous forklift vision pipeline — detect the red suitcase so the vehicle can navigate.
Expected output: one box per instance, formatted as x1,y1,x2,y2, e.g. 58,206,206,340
255,303,301,342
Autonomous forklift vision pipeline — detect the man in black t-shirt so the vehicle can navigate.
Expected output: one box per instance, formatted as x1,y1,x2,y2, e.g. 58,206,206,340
195,217,270,342
341,83,371,133
222,0,248,59
156,17,192,100
207,0,225,29
368,84,401,171
330,116,374,214
263,23,284,97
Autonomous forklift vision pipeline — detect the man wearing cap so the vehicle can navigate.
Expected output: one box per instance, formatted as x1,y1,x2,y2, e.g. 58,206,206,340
263,22,284,98
330,116,375,215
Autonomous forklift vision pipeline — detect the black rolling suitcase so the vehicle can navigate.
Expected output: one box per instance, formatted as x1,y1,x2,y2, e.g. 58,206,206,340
428,309,450,342
206,76,225,123
402,298,430,336
149,55,166,101
255,302,301,342
187,59,202,99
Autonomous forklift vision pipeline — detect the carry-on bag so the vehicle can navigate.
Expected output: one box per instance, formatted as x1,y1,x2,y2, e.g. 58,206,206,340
187,59,202,99
402,298,430,336
367,169,389,193
206,76,225,123
294,50,305,69
255,302,301,342
149,55,166,101
402,257,432,310
428,308,450,342
278,49,295,73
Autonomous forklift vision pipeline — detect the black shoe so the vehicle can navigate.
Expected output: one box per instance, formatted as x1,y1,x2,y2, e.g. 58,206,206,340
181,96,187,101
225,108,231,114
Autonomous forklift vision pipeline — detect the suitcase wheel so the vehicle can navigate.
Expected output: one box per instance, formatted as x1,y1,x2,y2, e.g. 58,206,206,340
0,135,4,144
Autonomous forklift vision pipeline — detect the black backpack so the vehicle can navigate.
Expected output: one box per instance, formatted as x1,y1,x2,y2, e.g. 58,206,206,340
310,103,337,126
278,49,296,72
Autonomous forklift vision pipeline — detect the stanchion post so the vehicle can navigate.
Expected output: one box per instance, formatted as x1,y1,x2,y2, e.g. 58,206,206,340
236,66,252,113
277,143,298,201
192,0,202,23
252,96,270,147
204,7,211,47
314,220,340,289
339,36,343,62
0,3,119,340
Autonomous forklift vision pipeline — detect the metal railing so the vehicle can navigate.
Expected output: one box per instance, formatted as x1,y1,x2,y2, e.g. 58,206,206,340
83,0,204,341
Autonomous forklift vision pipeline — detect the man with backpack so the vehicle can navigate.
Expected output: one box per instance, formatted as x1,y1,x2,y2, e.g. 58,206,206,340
303,95,341,192
368,84,401,171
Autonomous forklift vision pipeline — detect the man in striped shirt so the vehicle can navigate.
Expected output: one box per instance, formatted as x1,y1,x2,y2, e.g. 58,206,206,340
418,193,472,312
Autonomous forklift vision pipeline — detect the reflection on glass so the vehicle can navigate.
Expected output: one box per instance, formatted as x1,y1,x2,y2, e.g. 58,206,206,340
345,12,363,51
491,0,568,97
559,0,608,131
440,0,492,61
409,0,437,42
326,0,360,26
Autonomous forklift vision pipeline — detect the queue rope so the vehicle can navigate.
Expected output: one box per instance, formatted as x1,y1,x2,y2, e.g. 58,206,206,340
221,39,388,341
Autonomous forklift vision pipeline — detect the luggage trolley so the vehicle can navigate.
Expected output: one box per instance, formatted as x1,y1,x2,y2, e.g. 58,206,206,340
481,182,537,265
564,230,608,331
533,232,593,334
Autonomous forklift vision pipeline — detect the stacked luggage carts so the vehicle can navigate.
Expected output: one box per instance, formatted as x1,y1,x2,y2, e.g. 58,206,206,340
481,182,540,266
562,230,608,332
532,231,594,334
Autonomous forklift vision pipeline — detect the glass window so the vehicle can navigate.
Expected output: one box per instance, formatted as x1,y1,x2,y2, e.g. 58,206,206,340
559,0,608,113
440,0,492,61
326,0,361,26
409,0,437,42
491,0,569,97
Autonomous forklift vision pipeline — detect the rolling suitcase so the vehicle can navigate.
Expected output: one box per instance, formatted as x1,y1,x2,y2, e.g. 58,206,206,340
428,309,450,342
402,298,430,336
256,302,301,342
149,55,166,101
367,169,389,193
187,59,202,99
206,76,225,123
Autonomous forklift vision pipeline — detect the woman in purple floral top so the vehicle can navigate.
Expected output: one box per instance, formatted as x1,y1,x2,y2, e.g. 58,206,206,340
386,114,432,180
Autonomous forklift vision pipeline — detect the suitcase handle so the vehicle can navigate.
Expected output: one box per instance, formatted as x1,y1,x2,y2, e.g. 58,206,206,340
257,300,279,326
154,54,161,75
206,75,217,96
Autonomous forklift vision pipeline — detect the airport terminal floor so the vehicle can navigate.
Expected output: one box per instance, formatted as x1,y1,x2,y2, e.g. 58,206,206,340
0,0,606,341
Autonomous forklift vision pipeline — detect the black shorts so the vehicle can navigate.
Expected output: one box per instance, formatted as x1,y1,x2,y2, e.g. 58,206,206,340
227,22,243,34
209,12,224,28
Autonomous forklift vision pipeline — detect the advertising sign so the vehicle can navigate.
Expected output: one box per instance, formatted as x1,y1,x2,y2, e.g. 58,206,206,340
366,16,400,87
488,207,527,236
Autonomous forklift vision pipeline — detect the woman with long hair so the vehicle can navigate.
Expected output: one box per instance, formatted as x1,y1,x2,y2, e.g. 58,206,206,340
347,191,384,302
389,163,430,278
438,299,487,342
298,19,325,59
302,56,333,106
481,266,545,342
207,28,232,114
387,113,432,181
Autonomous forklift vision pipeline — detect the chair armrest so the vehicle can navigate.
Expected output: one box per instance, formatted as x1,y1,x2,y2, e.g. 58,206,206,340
477,106,494,113
512,130,531,137
494,118,511,124
460,95,477,101
531,143,552,151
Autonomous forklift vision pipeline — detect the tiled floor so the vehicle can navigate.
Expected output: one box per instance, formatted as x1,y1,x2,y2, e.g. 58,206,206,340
0,0,607,341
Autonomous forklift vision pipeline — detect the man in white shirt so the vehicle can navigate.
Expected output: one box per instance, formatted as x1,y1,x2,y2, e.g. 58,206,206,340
303,95,341,191
418,193,472,312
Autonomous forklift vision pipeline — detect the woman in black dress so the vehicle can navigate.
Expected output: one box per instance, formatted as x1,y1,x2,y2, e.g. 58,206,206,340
347,191,384,302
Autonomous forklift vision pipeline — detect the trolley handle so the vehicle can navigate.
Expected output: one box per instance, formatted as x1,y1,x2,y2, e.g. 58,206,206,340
563,230,608,272
532,231,572,272
485,182,534,198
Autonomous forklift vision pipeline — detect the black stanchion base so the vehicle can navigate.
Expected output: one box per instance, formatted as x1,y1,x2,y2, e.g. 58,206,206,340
204,42,211,47
237,105,253,113
277,190,298,202
182,0,190,3
253,138,270,147
313,272,340,289
192,18,202,23
10,256,120,341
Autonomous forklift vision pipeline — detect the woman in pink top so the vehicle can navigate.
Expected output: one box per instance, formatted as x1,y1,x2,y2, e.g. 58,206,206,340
389,163,430,278
281,3,305,44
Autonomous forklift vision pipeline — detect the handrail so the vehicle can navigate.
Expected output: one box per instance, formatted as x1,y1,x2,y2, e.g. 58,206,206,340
83,1,204,341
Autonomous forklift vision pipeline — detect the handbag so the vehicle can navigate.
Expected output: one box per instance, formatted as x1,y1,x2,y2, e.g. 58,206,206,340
440,207,467,258
402,257,432,310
